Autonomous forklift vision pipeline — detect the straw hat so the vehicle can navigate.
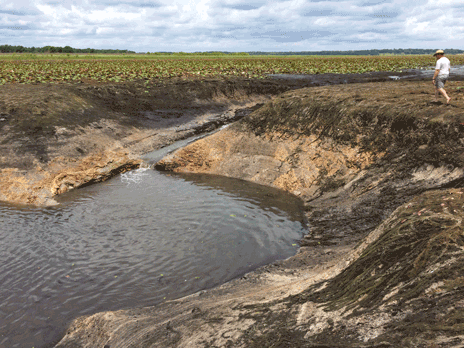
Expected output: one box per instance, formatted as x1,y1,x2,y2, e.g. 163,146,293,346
433,49,444,56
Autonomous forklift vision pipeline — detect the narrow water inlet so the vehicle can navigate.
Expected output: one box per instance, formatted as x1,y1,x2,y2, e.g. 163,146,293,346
0,143,306,348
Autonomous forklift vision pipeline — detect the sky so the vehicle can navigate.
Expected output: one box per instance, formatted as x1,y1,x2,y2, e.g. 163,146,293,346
1,0,463,53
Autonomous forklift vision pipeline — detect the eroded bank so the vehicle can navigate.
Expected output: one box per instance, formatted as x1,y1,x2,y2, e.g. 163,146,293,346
1,71,445,206
0,78,291,205
55,79,464,347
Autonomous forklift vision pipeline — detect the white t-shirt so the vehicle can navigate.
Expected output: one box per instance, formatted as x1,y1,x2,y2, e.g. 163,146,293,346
435,57,450,77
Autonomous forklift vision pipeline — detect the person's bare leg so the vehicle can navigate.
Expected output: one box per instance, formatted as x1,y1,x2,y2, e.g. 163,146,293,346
438,88,451,104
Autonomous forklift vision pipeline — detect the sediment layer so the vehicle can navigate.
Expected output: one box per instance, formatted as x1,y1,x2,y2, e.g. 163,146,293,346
55,79,464,347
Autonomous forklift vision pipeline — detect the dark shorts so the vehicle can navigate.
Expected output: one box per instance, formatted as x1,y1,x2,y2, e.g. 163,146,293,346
435,75,448,89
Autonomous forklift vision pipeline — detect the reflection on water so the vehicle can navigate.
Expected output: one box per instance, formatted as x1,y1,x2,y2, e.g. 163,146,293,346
169,172,305,223
0,169,305,348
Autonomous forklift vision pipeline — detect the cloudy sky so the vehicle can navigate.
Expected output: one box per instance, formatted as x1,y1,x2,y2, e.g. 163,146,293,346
1,0,463,52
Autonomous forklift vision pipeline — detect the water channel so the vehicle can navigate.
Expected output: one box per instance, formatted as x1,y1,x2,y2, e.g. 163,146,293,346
0,136,306,348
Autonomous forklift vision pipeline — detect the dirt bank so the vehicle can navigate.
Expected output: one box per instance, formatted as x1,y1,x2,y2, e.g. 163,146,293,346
1,70,445,206
0,78,293,205
157,80,464,247
54,79,464,347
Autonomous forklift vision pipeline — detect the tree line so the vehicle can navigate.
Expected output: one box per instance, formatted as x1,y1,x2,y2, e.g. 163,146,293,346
248,48,464,56
146,51,250,56
0,45,135,54
1,45,462,56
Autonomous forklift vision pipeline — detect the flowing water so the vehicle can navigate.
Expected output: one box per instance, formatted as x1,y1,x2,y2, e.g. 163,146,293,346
0,138,306,348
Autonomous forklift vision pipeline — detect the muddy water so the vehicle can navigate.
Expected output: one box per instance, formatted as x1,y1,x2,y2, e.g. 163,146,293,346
268,65,464,83
0,144,305,348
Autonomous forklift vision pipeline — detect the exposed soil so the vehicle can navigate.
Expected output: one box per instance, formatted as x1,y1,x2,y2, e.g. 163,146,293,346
2,70,464,348
157,79,464,249
0,78,292,204
2,71,445,205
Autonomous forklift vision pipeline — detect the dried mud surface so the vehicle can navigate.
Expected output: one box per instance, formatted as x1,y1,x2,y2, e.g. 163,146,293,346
56,79,464,348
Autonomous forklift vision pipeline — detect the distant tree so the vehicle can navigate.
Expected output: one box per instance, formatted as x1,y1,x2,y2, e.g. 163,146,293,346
62,46,73,53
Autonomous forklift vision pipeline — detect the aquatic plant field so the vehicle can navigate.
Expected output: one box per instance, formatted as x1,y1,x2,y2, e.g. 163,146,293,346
1,53,464,85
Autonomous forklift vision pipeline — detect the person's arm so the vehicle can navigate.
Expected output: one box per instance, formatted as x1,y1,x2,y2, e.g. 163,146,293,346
433,69,440,84
433,59,441,84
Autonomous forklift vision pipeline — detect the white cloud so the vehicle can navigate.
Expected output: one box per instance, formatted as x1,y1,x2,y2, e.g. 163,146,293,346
426,0,463,6
401,0,464,42
0,0,462,51
313,17,341,26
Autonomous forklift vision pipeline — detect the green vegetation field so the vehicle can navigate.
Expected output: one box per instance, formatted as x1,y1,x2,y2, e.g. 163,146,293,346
1,54,464,85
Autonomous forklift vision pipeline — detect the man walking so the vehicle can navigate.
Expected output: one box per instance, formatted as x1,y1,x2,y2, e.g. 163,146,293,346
432,49,451,104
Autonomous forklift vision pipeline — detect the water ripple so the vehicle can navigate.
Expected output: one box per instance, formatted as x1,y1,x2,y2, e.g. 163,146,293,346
0,170,305,348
